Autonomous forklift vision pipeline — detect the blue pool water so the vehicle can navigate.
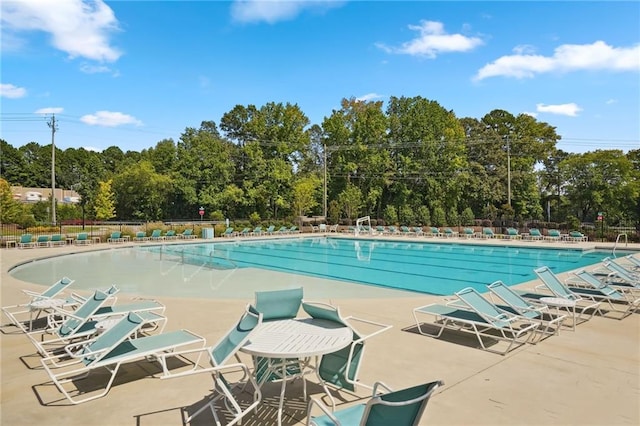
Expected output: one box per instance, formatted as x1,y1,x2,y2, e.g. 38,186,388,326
141,237,609,295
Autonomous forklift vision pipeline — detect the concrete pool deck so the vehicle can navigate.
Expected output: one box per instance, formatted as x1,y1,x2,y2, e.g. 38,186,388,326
1,236,639,425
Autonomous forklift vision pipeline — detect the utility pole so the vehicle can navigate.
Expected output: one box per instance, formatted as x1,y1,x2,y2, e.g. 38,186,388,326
323,144,327,219
47,114,58,225
506,135,511,207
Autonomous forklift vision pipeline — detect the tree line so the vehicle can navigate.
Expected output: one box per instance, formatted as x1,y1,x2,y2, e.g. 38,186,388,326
1,96,638,231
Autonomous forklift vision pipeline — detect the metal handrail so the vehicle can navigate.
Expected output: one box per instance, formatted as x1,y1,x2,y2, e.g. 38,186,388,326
613,233,628,256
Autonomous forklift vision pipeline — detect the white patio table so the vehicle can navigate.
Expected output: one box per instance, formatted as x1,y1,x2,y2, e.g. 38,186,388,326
240,317,353,426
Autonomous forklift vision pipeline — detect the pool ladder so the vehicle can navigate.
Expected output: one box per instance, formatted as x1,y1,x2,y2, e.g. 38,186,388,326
612,233,628,256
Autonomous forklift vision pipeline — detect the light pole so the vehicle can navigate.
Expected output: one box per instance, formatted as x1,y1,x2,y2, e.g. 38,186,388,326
506,134,511,207
323,144,327,219
47,115,58,225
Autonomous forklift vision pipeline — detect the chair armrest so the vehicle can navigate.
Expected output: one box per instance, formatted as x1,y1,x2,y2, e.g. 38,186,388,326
307,397,340,425
344,315,392,342
371,381,393,396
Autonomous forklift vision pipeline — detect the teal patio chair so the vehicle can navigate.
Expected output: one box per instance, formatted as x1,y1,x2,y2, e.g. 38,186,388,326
307,380,444,426
428,227,442,237
107,231,123,243
41,312,206,405
564,270,640,319
301,301,392,398
533,266,602,322
239,227,251,237
288,225,299,233
134,231,148,242
25,287,121,358
567,231,587,242
277,226,289,234
2,277,76,331
526,228,544,240
178,228,196,239
17,233,36,248
505,228,520,239
265,225,276,234
49,234,66,246
36,235,51,247
487,281,567,337
161,305,263,425
443,227,458,238
413,288,539,355
462,228,475,238
74,232,91,245
163,229,177,239
149,229,163,241
221,227,235,237
400,226,414,236
252,288,305,388
601,259,640,288
545,229,562,241
481,227,496,239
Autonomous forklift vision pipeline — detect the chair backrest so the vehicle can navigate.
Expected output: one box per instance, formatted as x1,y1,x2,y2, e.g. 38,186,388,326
81,312,146,366
548,229,560,237
534,266,578,301
362,380,444,426
487,281,534,313
254,287,303,321
267,225,275,232
455,288,511,326
151,229,162,238
444,228,454,234
569,231,583,238
210,305,262,367
58,289,116,336
463,228,474,234
530,229,541,236
604,261,637,282
51,234,63,242
302,301,362,391
289,226,297,232
507,228,518,236
572,270,619,296
77,232,88,241
483,227,494,235
136,231,146,238
182,229,193,236
37,235,50,243
278,226,288,232
41,276,75,298
20,234,33,243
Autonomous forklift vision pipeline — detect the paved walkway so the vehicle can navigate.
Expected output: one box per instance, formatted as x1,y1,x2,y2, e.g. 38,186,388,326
1,237,639,425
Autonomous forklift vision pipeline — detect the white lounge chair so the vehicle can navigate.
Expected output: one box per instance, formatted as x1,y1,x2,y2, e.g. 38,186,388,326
41,312,205,404
413,287,539,355
1,277,77,332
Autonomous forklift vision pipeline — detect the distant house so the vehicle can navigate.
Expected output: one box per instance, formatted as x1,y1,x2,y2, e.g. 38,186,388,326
10,186,81,204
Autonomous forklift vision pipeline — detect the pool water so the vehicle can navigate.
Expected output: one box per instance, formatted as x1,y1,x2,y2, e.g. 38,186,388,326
145,237,608,295
9,237,611,298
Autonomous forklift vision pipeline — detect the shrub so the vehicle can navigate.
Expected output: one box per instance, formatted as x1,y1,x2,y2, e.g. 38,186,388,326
383,205,397,224
415,206,430,226
460,207,475,226
432,206,446,227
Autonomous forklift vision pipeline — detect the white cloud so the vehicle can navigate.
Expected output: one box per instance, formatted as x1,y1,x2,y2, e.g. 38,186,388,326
475,41,640,80
536,103,582,117
1,0,122,62
80,63,113,74
356,93,384,102
83,146,101,152
522,111,538,118
376,20,483,58
605,99,617,105
35,107,64,114
0,83,27,98
231,0,344,24
80,111,142,127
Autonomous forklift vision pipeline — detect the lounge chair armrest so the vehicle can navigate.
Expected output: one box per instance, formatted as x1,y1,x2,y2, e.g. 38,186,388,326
344,316,392,341
371,381,393,396
307,397,340,425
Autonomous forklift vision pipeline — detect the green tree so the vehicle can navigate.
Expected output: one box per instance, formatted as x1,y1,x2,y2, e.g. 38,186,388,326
292,176,321,218
0,178,24,223
338,183,363,220
93,179,116,221
111,161,173,220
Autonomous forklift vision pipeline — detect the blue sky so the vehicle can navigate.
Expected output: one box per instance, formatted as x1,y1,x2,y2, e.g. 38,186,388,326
1,0,639,154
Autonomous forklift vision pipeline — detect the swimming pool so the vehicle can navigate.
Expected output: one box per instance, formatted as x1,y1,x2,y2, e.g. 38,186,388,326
9,237,612,299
